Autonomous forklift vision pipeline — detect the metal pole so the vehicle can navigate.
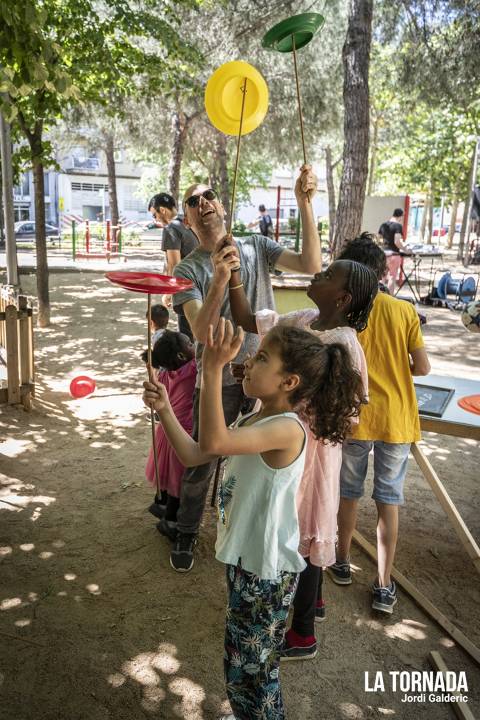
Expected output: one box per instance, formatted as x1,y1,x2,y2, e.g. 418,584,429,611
0,109,19,286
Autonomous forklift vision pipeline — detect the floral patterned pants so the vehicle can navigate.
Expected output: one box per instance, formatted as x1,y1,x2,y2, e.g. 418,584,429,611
224,563,299,720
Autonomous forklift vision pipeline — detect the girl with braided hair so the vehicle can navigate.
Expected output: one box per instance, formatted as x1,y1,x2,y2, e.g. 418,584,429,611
227,258,378,660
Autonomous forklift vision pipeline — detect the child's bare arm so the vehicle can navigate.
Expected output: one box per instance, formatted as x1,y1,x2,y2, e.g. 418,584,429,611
143,380,216,467
199,320,304,457
228,269,258,334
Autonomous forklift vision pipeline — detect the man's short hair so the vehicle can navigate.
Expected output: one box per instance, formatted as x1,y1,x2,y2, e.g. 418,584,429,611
148,192,176,212
392,208,404,218
337,232,387,281
259,204,266,212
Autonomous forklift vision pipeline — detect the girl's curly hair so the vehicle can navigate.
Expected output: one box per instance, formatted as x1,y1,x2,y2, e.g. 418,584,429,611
268,326,365,444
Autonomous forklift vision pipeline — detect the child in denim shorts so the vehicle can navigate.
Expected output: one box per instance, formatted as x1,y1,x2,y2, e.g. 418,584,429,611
330,234,431,614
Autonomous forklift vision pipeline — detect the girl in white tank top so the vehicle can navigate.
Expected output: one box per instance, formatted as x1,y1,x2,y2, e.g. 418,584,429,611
144,318,363,720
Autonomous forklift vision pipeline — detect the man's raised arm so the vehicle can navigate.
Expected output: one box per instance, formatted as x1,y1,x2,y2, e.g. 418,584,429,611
274,165,321,275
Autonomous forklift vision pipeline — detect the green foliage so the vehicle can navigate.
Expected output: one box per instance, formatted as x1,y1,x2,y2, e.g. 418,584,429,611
0,0,201,161
370,2,480,201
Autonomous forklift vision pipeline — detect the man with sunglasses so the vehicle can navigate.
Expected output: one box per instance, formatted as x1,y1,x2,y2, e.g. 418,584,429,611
161,165,320,572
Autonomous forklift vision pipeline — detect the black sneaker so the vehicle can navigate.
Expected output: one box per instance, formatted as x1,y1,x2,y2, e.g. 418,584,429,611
315,599,326,623
170,533,197,573
327,560,352,585
372,581,397,614
156,518,178,541
148,501,166,519
280,629,317,662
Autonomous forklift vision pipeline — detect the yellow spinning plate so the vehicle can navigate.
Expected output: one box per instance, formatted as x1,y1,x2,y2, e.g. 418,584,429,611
205,61,269,136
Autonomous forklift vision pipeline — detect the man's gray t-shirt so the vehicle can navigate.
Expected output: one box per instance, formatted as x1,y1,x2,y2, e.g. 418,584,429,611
173,234,284,386
162,215,198,259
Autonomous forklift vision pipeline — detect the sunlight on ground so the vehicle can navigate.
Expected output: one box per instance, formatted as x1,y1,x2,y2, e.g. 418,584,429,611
384,618,427,641
0,438,35,458
111,643,207,718
64,394,143,423
338,702,364,718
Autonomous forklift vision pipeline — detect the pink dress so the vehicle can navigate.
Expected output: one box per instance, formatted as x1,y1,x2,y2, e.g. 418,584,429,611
256,308,368,568
145,358,196,498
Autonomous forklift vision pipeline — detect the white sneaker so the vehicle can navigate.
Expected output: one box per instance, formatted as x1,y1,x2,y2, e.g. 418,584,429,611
219,715,236,720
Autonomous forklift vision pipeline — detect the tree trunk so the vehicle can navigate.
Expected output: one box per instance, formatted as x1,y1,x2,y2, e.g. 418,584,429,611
447,193,459,249
325,146,336,248
458,140,479,262
215,132,230,221
425,188,434,242
367,113,379,196
167,110,187,203
32,152,50,327
419,195,429,241
105,134,120,243
332,0,373,257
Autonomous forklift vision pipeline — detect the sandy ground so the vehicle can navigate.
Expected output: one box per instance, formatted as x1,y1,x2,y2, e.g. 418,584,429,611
1,267,479,720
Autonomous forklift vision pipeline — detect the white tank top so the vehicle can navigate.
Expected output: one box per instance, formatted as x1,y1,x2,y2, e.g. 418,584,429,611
215,411,307,580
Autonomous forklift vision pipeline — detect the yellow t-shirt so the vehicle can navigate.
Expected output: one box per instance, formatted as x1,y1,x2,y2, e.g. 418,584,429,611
353,292,424,443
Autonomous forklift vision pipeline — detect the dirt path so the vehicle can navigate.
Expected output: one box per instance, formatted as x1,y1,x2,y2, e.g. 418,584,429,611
1,271,479,720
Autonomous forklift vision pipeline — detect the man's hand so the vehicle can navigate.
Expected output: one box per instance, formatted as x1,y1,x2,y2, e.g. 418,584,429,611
162,294,172,308
295,164,317,204
203,318,244,370
143,378,171,413
212,240,241,286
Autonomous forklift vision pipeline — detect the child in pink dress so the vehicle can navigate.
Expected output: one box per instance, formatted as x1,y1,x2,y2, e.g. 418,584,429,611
145,331,196,531
228,259,378,659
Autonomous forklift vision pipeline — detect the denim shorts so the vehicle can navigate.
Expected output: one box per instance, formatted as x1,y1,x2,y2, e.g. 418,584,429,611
340,440,411,505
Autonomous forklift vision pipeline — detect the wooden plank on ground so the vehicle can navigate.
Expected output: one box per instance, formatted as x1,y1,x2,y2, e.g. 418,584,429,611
412,443,480,573
429,651,476,720
352,530,480,667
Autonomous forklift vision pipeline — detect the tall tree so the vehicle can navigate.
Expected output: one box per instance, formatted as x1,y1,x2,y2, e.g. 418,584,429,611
332,0,373,256
0,0,198,326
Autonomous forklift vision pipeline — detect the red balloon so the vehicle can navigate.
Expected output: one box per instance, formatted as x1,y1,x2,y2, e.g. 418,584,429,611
69,376,96,398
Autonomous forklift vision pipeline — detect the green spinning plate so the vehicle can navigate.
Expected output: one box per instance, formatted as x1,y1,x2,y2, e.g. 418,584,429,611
262,13,325,53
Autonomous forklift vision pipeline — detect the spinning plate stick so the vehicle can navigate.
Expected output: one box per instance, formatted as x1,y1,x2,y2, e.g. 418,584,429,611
263,13,325,200
105,272,193,497
205,61,269,234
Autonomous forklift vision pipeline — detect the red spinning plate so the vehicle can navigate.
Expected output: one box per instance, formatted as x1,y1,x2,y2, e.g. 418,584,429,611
105,271,193,294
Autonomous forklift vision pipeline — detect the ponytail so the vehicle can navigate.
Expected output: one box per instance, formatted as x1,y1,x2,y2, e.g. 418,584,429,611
302,343,364,443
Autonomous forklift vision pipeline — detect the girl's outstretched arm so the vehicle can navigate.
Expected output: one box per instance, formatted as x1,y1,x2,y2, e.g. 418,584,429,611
228,269,258,333
199,320,304,458
143,379,216,467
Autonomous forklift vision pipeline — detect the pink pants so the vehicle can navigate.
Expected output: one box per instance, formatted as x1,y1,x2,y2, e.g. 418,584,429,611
383,254,403,293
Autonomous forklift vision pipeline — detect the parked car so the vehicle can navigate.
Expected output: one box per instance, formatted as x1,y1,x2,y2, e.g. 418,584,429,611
14,221,60,243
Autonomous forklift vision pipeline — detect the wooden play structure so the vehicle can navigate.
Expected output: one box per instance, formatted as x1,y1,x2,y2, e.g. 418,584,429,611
0,286,35,410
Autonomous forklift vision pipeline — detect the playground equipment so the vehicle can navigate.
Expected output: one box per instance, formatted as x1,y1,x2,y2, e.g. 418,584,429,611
105,271,193,501
274,185,301,248
0,287,34,410
71,219,124,261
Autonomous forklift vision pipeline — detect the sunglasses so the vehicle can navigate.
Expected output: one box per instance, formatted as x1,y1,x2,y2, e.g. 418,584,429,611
185,189,217,208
